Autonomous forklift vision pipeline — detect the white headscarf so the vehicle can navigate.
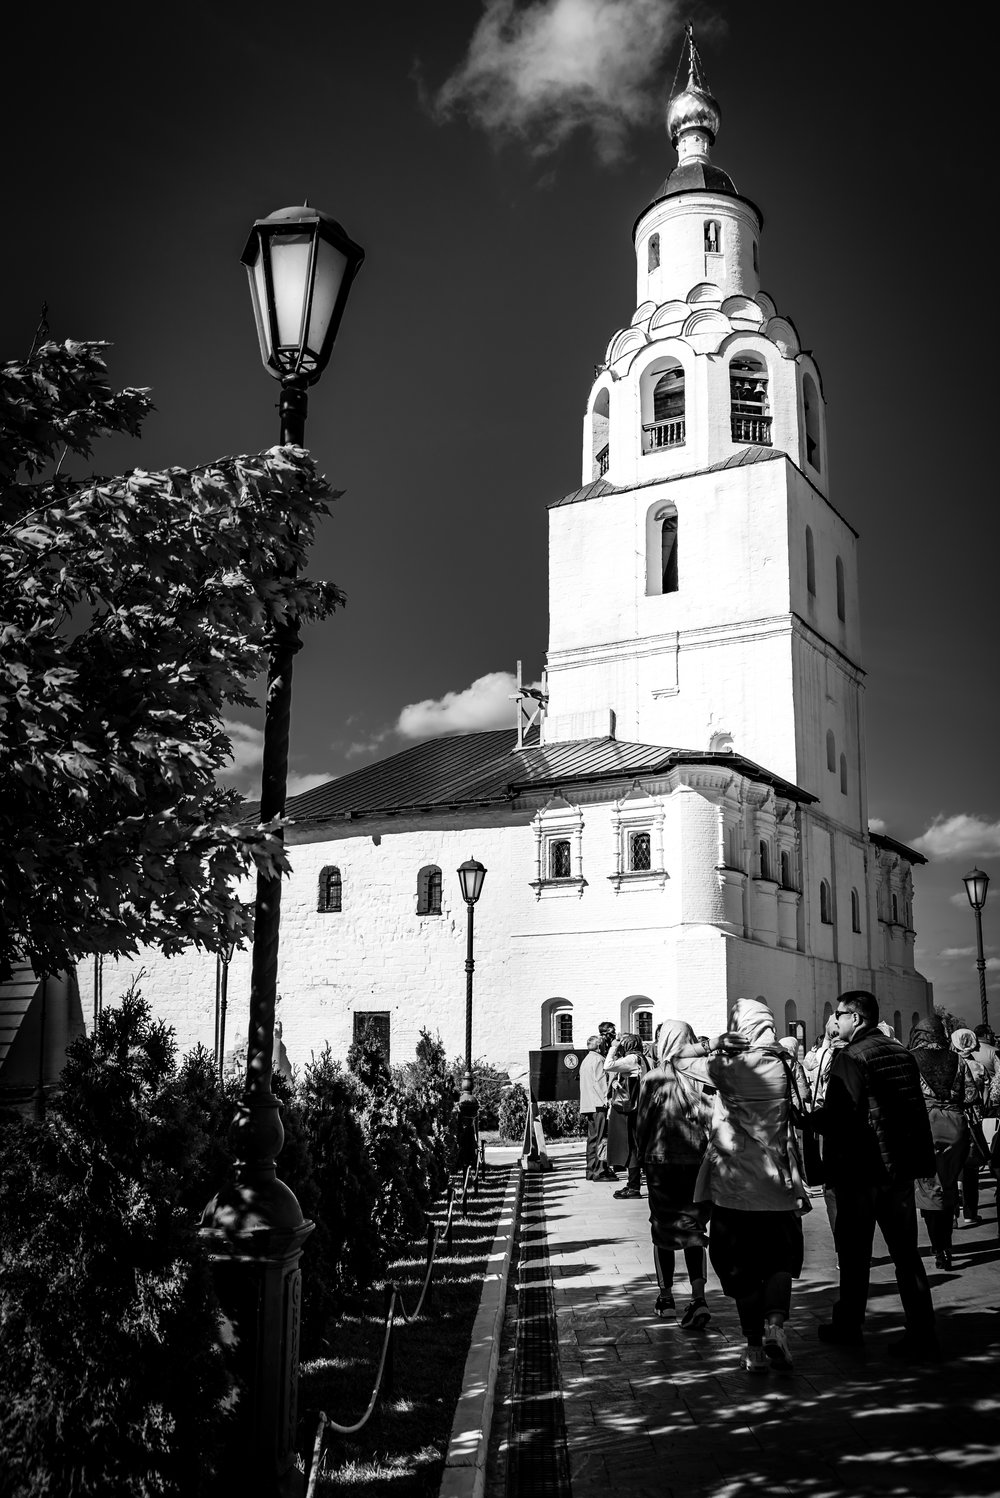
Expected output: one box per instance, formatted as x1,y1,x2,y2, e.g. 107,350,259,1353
730,996,777,1047
657,1018,697,1065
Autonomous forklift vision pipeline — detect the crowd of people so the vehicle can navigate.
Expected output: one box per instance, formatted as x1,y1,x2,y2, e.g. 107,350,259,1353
576,996,1000,1372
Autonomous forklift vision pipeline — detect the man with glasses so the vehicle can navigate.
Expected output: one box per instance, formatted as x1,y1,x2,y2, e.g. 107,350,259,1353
806,990,939,1360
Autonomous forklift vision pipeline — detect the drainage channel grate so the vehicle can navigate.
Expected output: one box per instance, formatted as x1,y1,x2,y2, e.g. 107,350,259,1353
506,1172,571,1498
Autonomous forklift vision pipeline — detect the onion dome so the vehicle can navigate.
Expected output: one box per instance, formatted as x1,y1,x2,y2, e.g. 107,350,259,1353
651,28,738,203
666,80,721,147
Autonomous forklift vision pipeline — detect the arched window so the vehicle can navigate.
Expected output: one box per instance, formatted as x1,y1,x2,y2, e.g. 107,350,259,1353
629,831,652,871
780,849,792,889
836,556,846,622
660,511,678,594
803,373,821,471
759,840,771,881
318,865,342,913
911,1011,921,1031
730,355,770,445
416,864,442,915
541,998,573,1047
819,879,832,925
893,1009,902,1039
648,233,660,272
822,1001,833,1026
752,239,759,272
624,996,654,1043
805,526,816,596
704,220,722,253
592,387,610,478
550,839,572,879
851,887,861,932
891,893,899,923
645,367,685,451
784,999,797,1034
826,730,836,772
840,754,848,795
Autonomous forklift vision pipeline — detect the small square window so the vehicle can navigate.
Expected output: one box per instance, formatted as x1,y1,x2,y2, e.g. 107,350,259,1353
550,839,572,879
629,832,651,871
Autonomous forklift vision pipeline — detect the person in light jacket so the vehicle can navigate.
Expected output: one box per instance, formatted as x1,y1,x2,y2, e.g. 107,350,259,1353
579,1034,616,1181
676,997,810,1376
604,1033,648,1199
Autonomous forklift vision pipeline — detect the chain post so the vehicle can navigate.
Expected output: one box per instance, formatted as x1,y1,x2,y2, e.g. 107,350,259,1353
381,1285,395,1403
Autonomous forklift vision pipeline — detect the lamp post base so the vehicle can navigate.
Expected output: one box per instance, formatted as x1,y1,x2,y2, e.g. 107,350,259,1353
201,1213,314,1497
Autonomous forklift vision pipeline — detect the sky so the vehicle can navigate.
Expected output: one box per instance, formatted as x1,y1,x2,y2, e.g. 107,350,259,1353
4,1,997,1019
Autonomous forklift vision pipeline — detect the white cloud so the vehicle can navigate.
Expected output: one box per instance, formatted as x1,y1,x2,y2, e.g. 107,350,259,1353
950,892,974,908
432,0,686,164
867,817,887,834
286,771,332,798
910,814,1000,861
940,945,998,960
397,670,524,739
218,718,264,781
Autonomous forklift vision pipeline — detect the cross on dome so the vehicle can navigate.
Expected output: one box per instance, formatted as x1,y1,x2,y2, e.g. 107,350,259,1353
666,25,722,152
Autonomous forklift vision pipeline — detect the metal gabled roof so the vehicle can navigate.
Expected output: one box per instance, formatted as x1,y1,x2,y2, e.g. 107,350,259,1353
257,728,814,828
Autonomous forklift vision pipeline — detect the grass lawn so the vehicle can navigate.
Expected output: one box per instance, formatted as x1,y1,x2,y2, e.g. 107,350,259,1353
298,1162,514,1496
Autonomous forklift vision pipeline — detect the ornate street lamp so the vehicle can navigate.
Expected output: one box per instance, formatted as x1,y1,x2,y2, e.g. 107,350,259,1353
963,867,991,1026
201,204,363,1497
457,859,487,1095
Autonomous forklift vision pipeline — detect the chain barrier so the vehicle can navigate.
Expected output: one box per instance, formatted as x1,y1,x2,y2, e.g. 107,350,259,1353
306,1167,477,1485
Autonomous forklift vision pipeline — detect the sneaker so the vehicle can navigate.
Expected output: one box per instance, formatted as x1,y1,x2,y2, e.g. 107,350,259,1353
817,1321,864,1346
654,1292,675,1317
679,1299,711,1330
612,1186,642,1199
933,1252,953,1271
764,1323,794,1373
741,1344,768,1375
956,1217,982,1229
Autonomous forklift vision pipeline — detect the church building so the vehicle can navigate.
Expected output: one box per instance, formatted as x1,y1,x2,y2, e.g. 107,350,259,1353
81,35,931,1075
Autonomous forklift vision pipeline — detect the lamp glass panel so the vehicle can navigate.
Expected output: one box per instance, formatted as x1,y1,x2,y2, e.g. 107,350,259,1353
306,239,349,358
458,862,486,903
268,232,313,349
965,870,990,909
249,246,271,364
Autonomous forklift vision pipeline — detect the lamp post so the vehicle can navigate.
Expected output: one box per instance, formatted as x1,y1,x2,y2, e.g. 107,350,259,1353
457,859,487,1094
201,204,363,1498
962,867,991,1027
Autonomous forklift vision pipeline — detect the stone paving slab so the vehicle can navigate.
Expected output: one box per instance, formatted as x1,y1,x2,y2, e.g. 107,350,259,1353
540,1141,1000,1498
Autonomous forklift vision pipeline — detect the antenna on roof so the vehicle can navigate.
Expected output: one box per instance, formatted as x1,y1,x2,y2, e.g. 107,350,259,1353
510,659,548,751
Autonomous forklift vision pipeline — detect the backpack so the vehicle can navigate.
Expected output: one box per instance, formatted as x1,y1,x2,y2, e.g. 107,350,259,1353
609,1054,649,1114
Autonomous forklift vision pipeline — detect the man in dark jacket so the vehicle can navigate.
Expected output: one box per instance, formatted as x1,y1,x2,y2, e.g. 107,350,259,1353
810,990,938,1359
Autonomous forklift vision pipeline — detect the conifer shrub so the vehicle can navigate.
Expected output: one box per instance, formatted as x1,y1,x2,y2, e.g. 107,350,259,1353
0,989,231,1497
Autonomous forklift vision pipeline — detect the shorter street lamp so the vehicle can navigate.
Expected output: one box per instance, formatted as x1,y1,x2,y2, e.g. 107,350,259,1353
963,867,991,1027
457,859,487,1096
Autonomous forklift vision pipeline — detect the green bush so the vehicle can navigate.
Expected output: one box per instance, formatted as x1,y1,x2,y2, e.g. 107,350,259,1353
450,1057,511,1131
498,1083,529,1142
539,1099,586,1139
0,989,231,1497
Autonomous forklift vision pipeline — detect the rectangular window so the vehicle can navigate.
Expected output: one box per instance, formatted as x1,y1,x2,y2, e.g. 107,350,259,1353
353,1011,390,1063
550,839,572,878
555,1012,574,1045
629,832,652,871
634,1010,654,1042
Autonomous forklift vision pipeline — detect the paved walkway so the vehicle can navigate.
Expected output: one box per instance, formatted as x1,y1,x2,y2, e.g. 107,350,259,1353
498,1140,1000,1498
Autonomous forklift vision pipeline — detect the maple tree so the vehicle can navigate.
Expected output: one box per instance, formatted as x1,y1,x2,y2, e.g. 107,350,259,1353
0,337,343,978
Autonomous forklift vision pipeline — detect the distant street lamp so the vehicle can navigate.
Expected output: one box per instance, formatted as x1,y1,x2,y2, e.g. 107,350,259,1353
962,867,991,1026
201,203,363,1497
457,859,487,1095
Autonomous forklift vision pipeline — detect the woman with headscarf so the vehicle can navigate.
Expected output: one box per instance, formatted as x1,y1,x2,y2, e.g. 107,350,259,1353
675,997,810,1375
635,1019,713,1324
909,1015,977,1270
604,1032,651,1198
950,1027,988,1229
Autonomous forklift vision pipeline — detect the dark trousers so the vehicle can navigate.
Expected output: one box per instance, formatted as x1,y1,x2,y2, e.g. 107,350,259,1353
585,1108,608,1177
832,1180,935,1335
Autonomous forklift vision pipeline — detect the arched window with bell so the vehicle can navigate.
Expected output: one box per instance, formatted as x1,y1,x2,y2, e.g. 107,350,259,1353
646,502,679,596
729,354,771,446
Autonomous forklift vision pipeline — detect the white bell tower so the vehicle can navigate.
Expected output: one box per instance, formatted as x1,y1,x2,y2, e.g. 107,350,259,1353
543,28,866,837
